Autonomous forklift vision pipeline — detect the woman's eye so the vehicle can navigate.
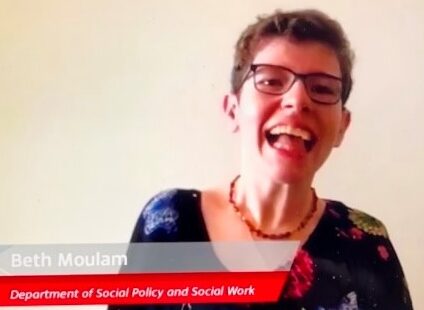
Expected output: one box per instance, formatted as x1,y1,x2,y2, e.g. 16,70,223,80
258,78,283,87
310,85,335,94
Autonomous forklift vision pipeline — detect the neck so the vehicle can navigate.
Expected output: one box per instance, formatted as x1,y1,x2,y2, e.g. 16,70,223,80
233,173,315,232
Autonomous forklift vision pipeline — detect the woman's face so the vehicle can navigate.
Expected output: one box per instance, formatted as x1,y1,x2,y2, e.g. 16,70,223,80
226,37,350,184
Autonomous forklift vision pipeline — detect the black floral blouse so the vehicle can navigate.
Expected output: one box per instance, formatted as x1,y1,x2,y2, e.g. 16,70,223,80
109,189,413,310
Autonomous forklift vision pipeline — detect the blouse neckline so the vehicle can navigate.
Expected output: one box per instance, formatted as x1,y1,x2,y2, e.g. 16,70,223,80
191,189,330,250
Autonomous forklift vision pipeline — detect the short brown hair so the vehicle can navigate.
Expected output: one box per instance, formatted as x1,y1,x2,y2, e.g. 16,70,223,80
231,9,355,104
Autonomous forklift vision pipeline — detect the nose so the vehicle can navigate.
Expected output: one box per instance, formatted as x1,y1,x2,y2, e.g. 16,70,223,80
280,79,313,112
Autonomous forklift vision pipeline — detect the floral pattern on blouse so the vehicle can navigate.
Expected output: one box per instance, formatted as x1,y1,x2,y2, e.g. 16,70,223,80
315,291,359,310
347,209,388,237
110,189,414,310
142,190,179,235
283,250,314,299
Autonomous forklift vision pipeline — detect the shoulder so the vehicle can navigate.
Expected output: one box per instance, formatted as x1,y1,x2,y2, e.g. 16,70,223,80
325,200,389,238
131,189,201,242
142,189,199,215
327,201,413,308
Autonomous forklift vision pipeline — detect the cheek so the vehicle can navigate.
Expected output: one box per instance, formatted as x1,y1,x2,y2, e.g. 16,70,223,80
238,103,275,146
238,109,261,148
237,103,270,151
238,90,276,127
319,113,344,145
238,93,260,129
239,90,262,118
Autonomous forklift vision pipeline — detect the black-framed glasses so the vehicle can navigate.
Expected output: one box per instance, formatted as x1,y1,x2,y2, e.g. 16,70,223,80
249,64,343,105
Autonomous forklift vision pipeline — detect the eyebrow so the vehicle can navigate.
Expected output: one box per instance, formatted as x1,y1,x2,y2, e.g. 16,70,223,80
251,63,342,80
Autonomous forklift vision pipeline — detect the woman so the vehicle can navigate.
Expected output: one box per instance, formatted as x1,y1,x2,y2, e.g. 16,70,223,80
110,9,413,310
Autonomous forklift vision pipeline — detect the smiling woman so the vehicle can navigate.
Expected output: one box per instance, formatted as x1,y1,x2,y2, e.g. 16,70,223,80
109,9,413,310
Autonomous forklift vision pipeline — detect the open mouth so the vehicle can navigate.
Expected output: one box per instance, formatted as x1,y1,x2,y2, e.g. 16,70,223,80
265,125,317,152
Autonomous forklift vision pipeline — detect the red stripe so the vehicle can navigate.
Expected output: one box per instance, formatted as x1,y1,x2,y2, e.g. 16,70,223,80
0,272,288,306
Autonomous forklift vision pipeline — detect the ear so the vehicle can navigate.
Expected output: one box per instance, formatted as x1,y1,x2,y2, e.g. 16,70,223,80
222,93,240,133
334,108,351,147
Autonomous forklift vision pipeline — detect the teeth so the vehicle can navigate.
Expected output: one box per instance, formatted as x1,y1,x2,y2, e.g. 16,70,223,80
269,125,312,141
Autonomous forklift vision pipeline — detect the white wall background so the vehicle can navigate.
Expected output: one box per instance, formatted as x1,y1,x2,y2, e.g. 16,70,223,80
1,0,423,309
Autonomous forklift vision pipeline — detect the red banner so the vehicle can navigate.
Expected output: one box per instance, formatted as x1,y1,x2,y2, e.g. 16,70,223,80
0,272,288,306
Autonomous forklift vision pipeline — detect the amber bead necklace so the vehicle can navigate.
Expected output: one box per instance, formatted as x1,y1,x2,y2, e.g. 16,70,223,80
228,175,317,239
